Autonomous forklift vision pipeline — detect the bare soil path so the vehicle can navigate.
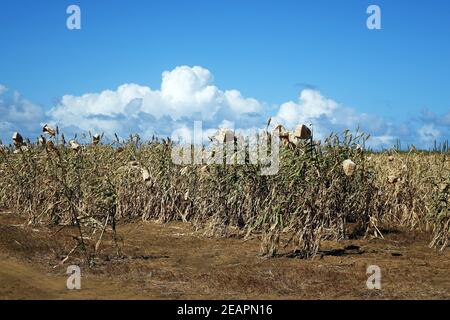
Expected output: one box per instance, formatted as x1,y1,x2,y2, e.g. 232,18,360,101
0,211,448,299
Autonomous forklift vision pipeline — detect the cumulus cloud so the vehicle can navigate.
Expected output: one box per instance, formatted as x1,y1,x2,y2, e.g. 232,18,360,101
272,88,396,147
0,66,448,149
418,109,450,143
47,66,264,140
274,89,338,128
418,124,440,142
420,108,450,127
0,88,45,143
49,66,382,144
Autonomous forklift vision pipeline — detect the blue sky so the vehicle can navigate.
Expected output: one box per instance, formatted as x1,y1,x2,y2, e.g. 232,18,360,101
0,0,449,148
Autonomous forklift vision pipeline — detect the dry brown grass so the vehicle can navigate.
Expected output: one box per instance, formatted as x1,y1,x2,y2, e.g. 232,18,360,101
0,129,448,267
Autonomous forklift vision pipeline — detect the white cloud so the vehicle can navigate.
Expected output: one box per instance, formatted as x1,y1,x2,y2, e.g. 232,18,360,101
274,89,338,129
272,88,392,147
44,66,419,148
273,89,339,142
0,89,45,142
370,135,395,147
48,66,370,143
47,66,264,138
1,65,447,149
418,124,440,142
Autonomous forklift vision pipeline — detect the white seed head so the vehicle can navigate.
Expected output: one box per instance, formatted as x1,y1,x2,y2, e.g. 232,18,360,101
69,140,81,151
42,124,56,137
272,124,288,138
343,159,357,176
141,168,151,182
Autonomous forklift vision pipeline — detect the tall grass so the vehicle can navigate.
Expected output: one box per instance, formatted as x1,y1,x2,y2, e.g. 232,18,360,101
0,128,448,265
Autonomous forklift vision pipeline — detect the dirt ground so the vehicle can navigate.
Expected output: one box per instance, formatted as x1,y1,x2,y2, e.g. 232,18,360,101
0,210,448,300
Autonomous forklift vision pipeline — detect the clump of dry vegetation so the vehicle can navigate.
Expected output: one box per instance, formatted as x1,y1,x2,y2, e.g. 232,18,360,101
0,124,448,266
370,150,450,249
